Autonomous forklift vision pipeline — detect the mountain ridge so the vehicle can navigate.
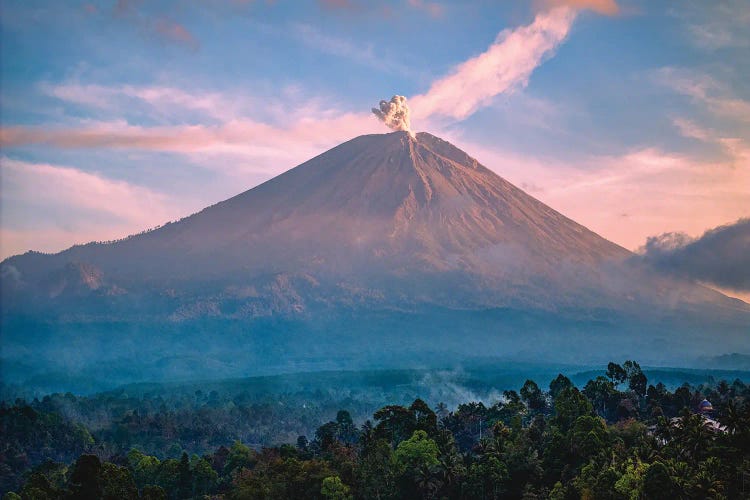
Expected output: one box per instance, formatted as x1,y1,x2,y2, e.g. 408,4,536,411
1,131,748,391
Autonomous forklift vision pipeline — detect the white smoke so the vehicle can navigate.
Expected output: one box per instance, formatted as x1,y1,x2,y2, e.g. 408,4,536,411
372,95,412,134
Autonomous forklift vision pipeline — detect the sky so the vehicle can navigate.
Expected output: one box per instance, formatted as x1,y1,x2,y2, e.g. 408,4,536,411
1,0,749,261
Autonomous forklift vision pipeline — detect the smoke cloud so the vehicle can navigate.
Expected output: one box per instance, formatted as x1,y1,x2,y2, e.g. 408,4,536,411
372,95,412,133
640,218,750,292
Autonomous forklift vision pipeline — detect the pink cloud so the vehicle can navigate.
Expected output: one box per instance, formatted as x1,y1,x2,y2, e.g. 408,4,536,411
657,67,750,123
536,0,620,15
154,19,199,49
110,0,199,49
407,0,444,18
318,0,358,11
437,132,750,252
0,158,185,259
0,113,382,165
409,7,576,123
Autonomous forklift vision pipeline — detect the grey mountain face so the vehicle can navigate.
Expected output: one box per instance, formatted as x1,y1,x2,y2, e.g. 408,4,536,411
1,131,748,392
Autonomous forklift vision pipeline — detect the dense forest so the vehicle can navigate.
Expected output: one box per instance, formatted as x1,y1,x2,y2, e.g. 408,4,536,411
2,360,749,499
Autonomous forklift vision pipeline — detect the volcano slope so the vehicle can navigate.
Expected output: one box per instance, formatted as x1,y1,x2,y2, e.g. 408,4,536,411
2,131,748,392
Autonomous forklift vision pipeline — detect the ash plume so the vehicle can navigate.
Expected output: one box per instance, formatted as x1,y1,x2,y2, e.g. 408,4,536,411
372,95,412,133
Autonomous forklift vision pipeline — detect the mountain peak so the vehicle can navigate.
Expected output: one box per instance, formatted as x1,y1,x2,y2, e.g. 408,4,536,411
3,131,748,385
3,130,630,288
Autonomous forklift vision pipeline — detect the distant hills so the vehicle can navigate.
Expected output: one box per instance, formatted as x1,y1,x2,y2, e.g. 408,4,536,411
2,131,748,393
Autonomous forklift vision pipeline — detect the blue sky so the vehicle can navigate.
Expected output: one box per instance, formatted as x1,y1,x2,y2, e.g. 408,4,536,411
1,0,748,259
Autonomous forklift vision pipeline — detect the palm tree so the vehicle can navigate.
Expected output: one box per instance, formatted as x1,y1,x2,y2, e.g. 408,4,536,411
414,464,441,500
718,399,744,435
678,411,713,460
437,452,465,489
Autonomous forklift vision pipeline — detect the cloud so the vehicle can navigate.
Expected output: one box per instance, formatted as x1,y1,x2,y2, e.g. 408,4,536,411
0,114,382,168
5,81,386,163
443,130,750,253
407,0,444,18
409,7,576,122
672,0,750,50
290,24,414,76
656,67,750,123
112,0,199,50
153,19,199,49
317,0,358,11
38,82,244,122
536,0,619,15
0,158,182,259
639,219,750,292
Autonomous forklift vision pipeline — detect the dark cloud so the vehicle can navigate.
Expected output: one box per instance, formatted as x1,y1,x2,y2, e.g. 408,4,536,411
640,218,750,291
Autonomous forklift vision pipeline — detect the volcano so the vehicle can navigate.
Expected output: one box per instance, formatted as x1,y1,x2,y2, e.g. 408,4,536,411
2,131,748,391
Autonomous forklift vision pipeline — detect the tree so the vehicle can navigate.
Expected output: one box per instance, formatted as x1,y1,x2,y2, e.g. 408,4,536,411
394,430,440,471
67,455,103,500
141,485,168,500
410,399,438,437
192,458,218,496
606,362,627,386
614,458,647,500
520,380,546,413
413,464,441,500
133,455,160,489
549,374,573,400
225,441,256,475
336,410,359,444
629,372,648,398
621,361,647,396
465,456,508,500
178,452,191,499
101,462,138,500
552,387,593,432
155,458,181,494
321,475,352,500
357,438,397,500
374,405,415,444
583,376,616,418
642,461,676,499
718,398,745,435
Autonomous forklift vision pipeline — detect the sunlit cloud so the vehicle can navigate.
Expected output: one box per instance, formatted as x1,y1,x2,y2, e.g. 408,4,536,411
536,0,619,16
111,0,199,50
0,158,184,258
672,0,750,50
0,114,381,159
407,0,444,18
656,67,750,123
410,7,576,123
445,134,750,252
290,23,414,76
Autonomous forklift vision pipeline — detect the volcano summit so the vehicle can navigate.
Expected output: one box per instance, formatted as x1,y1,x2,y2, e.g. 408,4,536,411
2,131,748,391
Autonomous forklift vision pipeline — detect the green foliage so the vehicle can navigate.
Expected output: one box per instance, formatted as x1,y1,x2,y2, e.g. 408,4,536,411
67,454,103,500
4,361,750,499
642,461,676,499
520,380,546,412
100,462,138,500
321,475,352,500
549,374,573,399
553,387,593,431
394,430,440,471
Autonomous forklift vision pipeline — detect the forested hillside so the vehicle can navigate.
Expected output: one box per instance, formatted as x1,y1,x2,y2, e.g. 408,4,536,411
3,361,749,499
